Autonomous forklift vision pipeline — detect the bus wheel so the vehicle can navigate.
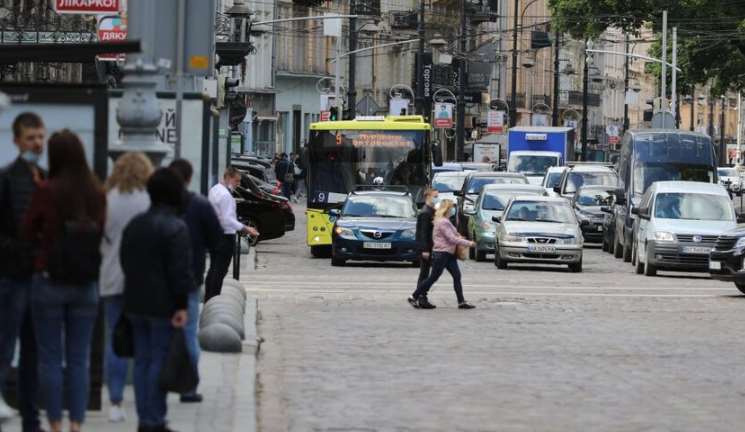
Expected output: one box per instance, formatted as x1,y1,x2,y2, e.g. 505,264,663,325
311,245,331,258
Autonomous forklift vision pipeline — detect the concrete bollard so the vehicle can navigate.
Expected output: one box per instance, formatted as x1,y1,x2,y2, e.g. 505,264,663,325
198,323,242,353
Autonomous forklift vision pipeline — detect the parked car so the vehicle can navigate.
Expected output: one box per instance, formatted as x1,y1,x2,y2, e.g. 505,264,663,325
554,164,619,199
455,171,530,235
465,184,546,261
233,175,295,242
330,190,419,266
631,181,737,276
232,159,279,185
542,166,567,197
242,173,281,196
572,185,617,244
432,171,469,205
718,167,742,193
493,196,584,272
600,189,626,253
709,227,745,294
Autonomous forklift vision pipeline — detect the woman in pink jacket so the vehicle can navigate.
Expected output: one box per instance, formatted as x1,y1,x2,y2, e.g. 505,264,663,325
411,200,476,309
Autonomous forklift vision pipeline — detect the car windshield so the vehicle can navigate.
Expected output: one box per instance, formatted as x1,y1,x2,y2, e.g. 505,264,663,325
432,173,468,193
565,171,618,193
482,191,542,211
653,192,734,221
632,163,714,196
467,176,528,194
718,168,737,177
576,189,613,207
508,155,559,176
505,200,575,223
544,171,563,188
342,195,417,218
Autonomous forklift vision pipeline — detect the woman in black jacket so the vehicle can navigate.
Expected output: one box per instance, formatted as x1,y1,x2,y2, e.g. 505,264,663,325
120,168,196,432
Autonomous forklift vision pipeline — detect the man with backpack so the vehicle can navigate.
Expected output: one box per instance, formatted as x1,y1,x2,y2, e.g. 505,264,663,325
0,112,46,432
274,153,294,199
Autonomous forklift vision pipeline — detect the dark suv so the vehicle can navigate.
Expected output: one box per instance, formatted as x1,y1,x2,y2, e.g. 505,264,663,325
709,228,745,294
455,172,529,235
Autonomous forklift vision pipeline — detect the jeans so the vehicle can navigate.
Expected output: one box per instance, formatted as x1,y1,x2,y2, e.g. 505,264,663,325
205,235,235,303
412,252,465,303
104,296,129,405
416,252,432,287
281,182,293,199
129,316,172,428
182,290,200,393
31,275,98,424
0,278,26,393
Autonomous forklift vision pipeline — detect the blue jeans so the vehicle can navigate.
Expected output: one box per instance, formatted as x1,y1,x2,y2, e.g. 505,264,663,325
104,296,129,404
31,275,98,424
184,291,200,372
413,252,465,303
129,316,172,428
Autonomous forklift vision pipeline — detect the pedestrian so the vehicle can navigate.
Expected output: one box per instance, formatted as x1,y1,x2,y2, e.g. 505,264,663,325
169,159,223,403
410,199,476,310
23,129,107,432
293,152,306,200
408,188,438,308
119,168,195,432
0,112,46,432
205,167,259,302
274,153,294,199
99,152,153,423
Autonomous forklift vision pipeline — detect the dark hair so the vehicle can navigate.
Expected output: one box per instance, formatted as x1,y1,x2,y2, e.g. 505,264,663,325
47,129,104,221
169,158,193,184
223,166,241,179
423,188,438,198
147,168,185,208
12,112,44,138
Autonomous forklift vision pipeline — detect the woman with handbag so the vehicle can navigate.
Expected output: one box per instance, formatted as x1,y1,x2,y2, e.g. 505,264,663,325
99,152,153,423
411,200,476,310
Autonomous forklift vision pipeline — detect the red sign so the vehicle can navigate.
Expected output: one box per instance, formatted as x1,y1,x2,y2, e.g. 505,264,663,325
608,135,620,146
56,0,120,14
320,111,331,122
487,110,505,134
97,15,127,61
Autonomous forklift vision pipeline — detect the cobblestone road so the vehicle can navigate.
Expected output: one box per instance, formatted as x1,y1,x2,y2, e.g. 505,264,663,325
253,204,745,432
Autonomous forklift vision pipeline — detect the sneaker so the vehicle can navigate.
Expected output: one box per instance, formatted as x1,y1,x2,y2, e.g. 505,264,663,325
108,404,127,423
180,392,203,403
407,296,420,308
0,395,14,420
458,301,475,309
417,296,436,309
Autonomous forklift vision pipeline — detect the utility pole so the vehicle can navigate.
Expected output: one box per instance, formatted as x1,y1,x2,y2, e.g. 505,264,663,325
581,40,590,160
661,10,667,107
335,32,342,112
721,96,727,164
709,93,715,139
690,86,695,131
737,92,742,165
348,0,357,119
623,33,630,132
671,26,677,126
509,0,519,127
552,30,560,126
415,0,425,116
456,0,467,161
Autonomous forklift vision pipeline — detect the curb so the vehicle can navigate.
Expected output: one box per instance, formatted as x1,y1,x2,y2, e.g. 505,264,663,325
232,295,259,432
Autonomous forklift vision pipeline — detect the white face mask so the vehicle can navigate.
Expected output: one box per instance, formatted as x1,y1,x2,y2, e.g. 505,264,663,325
20,150,40,165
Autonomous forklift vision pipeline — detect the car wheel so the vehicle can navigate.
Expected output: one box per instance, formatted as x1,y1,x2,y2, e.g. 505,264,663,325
613,237,623,258
644,247,657,276
602,238,609,252
411,260,420,268
634,240,644,275
311,245,332,258
494,245,507,269
735,282,745,294
476,249,487,262
331,257,346,266
623,238,632,263
569,259,582,273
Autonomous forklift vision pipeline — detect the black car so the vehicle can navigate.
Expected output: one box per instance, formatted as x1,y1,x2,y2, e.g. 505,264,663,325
709,229,745,294
233,176,295,243
232,159,278,185
455,172,529,235
330,191,419,266
572,185,616,244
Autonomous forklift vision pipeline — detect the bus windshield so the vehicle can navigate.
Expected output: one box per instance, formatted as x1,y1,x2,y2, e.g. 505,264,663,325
307,129,427,207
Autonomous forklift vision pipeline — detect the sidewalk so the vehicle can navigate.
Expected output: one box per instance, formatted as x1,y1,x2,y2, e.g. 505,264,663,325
2,247,258,432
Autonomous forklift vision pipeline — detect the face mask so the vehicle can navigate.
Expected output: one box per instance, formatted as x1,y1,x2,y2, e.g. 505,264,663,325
20,150,40,165
450,208,457,217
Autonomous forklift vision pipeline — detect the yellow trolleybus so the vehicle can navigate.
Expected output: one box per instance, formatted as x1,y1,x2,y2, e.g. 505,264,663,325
305,115,436,257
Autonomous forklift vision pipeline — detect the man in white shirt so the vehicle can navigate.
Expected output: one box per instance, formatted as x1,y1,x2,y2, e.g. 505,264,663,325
205,167,259,302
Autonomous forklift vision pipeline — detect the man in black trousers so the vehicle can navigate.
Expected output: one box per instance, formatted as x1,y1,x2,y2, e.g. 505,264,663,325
408,188,438,309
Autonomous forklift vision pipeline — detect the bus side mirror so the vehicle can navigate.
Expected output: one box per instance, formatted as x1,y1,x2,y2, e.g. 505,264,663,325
432,143,443,167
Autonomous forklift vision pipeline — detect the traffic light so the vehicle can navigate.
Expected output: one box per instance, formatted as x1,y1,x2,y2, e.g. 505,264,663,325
329,107,339,121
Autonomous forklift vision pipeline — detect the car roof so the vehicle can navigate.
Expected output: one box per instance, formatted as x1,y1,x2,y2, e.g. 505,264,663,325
576,184,617,191
547,166,568,173
650,181,729,195
467,171,525,178
433,171,468,178
349,190,412,198
627,129,709,139
482,184,545,193
510,150,562,156
567,164,615,173
509,195,569,203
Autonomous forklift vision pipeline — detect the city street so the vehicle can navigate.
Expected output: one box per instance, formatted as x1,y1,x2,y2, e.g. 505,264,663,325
254,204,745,432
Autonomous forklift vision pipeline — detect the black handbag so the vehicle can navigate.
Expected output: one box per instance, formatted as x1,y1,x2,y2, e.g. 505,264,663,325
159,328,199,394
112,314,134,358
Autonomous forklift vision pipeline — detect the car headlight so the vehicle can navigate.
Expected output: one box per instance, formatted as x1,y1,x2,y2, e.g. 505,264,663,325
654,231,677,242
575,210,590,221
400,229,416,239
503,233,526,243
735,237,745,249
480,221,493,230
556,236,578,245
334,226,356,240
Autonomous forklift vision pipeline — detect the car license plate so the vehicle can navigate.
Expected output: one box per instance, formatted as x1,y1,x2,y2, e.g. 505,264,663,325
709,260,722,270
596,225,603,232
364,242,391,250
682,246,711,255
528,245,556,253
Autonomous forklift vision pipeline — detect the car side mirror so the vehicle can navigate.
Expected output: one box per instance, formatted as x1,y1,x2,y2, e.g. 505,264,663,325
737,213,745,224
491,215,501,223
329,209,341,217
553,185,562,194
432,143,443,167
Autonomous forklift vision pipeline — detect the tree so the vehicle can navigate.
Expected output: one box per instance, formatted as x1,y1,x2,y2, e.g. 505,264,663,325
549,0,745,91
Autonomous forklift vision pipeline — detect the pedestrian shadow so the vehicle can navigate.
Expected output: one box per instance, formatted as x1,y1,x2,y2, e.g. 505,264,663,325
340,262,416,269
497,265,573,273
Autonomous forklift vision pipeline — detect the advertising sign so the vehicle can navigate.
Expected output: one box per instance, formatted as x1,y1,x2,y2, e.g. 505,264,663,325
433,102,454,128
531,113,549,127
55,0,120,14
473,143,500,163
487,110,505,134
320,111,331,122
97,15,127,61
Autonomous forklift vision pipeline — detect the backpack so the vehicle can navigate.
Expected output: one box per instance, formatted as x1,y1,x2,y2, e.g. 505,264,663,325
47,219,103,285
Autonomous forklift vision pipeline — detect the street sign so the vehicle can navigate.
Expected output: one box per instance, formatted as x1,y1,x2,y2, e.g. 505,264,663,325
651,111,675,129
55,0,121,14
487,110,505,134
97,15,126,61
389,97,409,116
323,13,342,37
433,102,454,128
531,113,549,127
320,111,331,122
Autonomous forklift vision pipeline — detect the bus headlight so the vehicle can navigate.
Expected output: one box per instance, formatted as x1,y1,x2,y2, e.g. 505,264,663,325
334,227,356,240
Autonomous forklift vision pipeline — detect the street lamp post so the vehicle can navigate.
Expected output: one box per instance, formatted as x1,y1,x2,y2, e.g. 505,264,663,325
552,30,560,126
456,0,467,161
623,33,630,132
509,0,519,127
581,40,591,161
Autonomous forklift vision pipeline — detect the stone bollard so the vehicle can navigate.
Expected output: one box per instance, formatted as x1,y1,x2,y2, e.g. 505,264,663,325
198,283,248,351
198,323,242,353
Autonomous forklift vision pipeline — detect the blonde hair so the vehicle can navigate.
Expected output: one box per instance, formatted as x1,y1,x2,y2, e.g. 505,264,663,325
106,152,154,193
435,199,454,219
